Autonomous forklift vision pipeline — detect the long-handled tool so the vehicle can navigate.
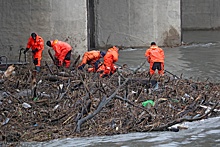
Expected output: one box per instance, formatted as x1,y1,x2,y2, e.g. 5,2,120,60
19,48,26,63
48,49,56,65
164,70,180,79
72,55,80,68
0,56,8,71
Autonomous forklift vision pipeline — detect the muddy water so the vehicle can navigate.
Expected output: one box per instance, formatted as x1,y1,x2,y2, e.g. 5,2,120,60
117,30,220,82
22,31,220,146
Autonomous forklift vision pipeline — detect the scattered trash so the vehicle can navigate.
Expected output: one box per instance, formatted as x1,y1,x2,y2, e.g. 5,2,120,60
168,123,188,132
37,80,42,85
168,127,179,132
200,105,220,112
153,82,159,90
192,114,201,119
2,92,9,98
33,123,38,127
171,98,179,103
0,63,219,142
131,91,137,94
142,100,155,107
53,104,60,111
22,102,31,109
3,65,15,78
184,93,190,98
2,118,10,126
33,97,38,101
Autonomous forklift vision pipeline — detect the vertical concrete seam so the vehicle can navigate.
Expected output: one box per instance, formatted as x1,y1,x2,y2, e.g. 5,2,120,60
128,0,130,35
153,0,157,41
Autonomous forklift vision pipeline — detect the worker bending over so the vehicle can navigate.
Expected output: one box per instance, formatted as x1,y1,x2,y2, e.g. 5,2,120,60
78,50,106,72
46,40,72,68
98,46,119,77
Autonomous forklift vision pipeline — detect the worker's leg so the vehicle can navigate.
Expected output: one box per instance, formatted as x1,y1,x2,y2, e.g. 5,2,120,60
158,62,164,75
149,62,155,75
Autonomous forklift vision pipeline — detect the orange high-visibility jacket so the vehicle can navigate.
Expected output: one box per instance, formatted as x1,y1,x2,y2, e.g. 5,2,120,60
145,45,165,63
104,46,119,68
80,50,101,65
51,40,72,62
26,34,44,59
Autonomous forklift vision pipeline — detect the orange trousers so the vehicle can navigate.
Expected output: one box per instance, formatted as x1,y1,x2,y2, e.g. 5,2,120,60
149,62,164,75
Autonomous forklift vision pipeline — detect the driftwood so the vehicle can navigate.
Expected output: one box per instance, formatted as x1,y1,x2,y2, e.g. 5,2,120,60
0,63,219,144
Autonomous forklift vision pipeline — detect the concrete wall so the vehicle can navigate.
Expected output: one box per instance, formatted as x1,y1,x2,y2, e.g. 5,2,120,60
0,0,87,62
94,0,181,48
182,0,220,30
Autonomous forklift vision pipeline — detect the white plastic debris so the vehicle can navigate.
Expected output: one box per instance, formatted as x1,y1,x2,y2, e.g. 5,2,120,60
37,80,42,85
22,102,31,109
53,104,59,111
59,84,64,90
184,93,190,98
2,118,10,125
131,90,137,94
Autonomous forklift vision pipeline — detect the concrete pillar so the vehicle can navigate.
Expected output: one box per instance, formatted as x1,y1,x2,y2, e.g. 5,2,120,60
94,0,181,48
182,0,220,30
0,0,88,62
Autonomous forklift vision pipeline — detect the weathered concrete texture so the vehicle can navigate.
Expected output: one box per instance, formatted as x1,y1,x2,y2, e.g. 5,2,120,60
182,0,220,30
0,0,87,62
94,0,181,47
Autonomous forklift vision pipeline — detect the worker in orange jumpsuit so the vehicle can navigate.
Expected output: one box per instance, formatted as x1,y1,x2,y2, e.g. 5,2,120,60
46,40,72,68
145,42,165,75
98,46,119,77
78,50,106,71
24,33,44,72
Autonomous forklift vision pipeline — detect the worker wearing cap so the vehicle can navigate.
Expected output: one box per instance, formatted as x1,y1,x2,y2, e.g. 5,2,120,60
78,50,106,72
24,32,44,72
145,42,165,75
99,46,119,77
46,40,72,68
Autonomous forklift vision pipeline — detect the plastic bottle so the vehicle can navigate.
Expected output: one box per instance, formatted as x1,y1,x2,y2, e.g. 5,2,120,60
22,102,31,108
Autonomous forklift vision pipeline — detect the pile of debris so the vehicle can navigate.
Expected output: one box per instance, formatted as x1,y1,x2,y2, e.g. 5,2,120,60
0,62,219,144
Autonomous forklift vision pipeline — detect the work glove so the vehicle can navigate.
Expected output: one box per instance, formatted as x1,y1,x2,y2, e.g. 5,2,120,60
33,58,38,65
87,60,92,65
58,60,62,66
23,48,29,54
78,64,85,70
32,48,38,54
94,60,101,70
146,57,150,63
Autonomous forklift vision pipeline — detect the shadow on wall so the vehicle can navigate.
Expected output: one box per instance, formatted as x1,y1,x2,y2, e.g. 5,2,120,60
163,26,181,47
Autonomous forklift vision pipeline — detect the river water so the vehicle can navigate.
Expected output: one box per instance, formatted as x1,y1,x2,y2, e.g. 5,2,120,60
22,31,220,146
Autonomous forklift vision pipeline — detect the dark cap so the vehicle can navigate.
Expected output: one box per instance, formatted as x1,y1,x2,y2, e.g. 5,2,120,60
46,41,52,47
151,42,156,46
31,33,37,40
